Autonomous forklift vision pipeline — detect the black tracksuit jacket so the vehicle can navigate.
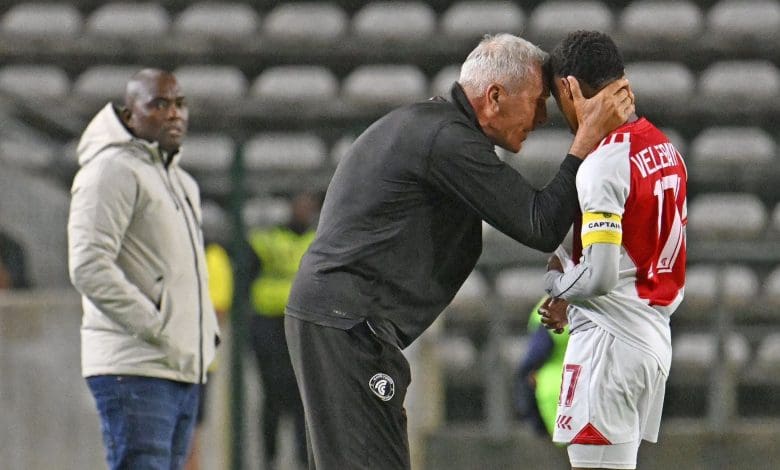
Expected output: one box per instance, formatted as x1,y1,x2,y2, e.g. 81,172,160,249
286,83,581,349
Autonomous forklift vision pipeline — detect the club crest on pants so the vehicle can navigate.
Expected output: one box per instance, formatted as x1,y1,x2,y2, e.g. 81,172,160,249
369,373,395,401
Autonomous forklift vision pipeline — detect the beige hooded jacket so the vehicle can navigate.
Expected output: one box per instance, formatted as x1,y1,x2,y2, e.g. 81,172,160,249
68,103,219,384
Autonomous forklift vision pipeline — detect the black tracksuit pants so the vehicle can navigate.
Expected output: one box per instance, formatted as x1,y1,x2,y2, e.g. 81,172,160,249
285,315,412,470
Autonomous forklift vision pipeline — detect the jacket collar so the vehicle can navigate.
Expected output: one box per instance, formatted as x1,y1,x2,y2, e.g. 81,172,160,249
449,82,483,134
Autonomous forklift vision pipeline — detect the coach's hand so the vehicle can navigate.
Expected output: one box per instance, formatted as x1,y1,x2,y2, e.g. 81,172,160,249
569,76,635,158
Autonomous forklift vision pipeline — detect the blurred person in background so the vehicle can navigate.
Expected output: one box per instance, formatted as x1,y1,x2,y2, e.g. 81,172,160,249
247,191,321,470
0,229,31,289
285,33,634,469
542,31,687,470
68,68,220,470
516,295,569,438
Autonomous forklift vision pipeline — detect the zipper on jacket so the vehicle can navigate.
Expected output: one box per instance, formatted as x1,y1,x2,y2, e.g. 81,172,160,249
168,168,206,385
180,188,206,385
149,146,206,384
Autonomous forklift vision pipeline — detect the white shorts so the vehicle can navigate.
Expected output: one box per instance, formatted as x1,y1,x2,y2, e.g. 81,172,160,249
553,326,666,468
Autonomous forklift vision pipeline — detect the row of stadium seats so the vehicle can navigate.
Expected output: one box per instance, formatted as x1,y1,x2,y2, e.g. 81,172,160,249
1,61,778,126
0,127,772,192
1,0,777,43
3,121,777,201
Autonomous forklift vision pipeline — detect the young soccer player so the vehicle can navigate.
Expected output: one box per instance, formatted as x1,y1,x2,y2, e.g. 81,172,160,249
542,31,687,470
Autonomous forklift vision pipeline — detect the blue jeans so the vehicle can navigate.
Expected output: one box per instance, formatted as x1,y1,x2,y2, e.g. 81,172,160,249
86,375,201,470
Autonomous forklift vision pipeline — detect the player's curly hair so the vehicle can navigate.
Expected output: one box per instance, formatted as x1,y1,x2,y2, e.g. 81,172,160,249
549,31,624,93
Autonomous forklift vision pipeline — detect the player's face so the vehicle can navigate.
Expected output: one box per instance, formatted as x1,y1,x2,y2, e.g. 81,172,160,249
551,75,579,134
485,67,548,153
125,74,189,154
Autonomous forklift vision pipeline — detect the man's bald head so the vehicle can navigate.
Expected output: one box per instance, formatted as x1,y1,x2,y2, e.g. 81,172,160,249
124,68,174,109
120,68,188,155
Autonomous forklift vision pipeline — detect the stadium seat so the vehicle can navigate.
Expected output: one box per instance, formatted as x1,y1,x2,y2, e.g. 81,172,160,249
1,3,82,36
180,134,235,173
619,1,703,40
480,222,554,268
0,65,69,99
690,127,776,167
450,270,490,310
528,1,613,43
707,0,780,39
497,129,571,188
342,65,428,106
352,1,436,41
73,65,142,102
671,332,750,382
436,335,479,376
661,127,687,155
430,64,461,98
687,193,767,240
0,134,55,172
681,264,718,314
500,335,530,369
762,265,780,307
772,203,780,233
625,62,695,111
251,66,338,102
682,264,760,315
173,65,248,100
200,199,231,242
330,134,356,165
751,332,780,381
181,134,234,199
263,3,348,41
243,133,326,170
242,196,292,229
85,2,170,36
494,267,548,316
445,270,490,325
440,1,525,39
173,2,259,37
698,61,780,108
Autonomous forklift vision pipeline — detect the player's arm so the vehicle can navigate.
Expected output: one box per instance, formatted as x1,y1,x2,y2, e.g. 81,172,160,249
545,241,621,300
544,140,630,301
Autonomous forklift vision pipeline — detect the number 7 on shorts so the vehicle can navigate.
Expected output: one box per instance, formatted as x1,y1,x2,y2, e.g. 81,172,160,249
559,364,582,407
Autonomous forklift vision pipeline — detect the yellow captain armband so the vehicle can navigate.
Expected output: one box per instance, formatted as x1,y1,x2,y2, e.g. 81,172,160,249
581,212,622,248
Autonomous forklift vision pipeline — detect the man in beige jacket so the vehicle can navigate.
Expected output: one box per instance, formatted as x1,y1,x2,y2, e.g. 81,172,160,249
68,68,219,470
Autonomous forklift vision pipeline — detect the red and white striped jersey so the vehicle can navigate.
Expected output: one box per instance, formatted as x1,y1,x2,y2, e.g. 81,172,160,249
569,117,687,373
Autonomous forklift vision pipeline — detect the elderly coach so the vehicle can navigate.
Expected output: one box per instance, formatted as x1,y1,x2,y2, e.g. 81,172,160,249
285,34,634,469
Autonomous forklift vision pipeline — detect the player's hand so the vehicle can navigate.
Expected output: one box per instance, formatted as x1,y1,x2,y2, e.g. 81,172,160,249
538,297,569,334
546,254,564,273
568,76,635,158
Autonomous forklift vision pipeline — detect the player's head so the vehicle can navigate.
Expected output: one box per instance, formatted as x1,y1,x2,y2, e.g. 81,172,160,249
121,68,188,155
549,30,625,133
459,33,549,153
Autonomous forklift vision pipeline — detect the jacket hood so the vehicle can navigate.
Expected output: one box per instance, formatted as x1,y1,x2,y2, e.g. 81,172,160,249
77,103,180,167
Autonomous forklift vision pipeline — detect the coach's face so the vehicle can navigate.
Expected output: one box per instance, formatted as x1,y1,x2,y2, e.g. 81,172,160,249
123,73,189,155
481,65,549,153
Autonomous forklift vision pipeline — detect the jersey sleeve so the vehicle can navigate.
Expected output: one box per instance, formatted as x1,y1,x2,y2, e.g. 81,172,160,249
576,139,631,249
576,140,631,216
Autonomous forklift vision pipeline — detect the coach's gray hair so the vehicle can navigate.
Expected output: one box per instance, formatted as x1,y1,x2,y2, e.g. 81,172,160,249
458,33,548,97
